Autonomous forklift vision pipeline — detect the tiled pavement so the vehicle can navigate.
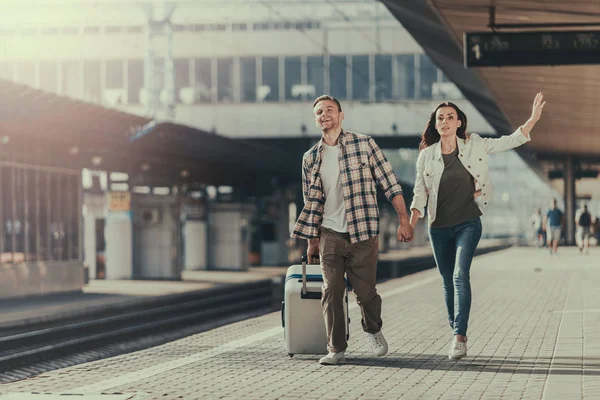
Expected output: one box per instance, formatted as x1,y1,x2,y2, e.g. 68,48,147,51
2,247,599,400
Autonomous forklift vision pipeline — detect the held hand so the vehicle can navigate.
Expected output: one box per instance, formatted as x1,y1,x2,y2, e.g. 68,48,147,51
307,241,320,264
530,92,546,123
397,223,414,243
474,189,482,199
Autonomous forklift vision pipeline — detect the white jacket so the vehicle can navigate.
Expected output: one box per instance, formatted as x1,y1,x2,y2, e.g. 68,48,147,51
410,128,531,226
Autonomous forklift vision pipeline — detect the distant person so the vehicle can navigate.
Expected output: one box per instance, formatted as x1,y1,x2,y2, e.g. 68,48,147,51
530,208,544,247
575,204,593,255
544,198,564,256
593,217,600,244
410,93,546,360
291,95,414,365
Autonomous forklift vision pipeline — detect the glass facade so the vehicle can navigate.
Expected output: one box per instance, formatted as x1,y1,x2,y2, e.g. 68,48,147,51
3,53,461,106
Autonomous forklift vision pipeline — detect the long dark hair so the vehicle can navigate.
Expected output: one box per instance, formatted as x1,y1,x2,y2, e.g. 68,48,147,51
419,102,468,150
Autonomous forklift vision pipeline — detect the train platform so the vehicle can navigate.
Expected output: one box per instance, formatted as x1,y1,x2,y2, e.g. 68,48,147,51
2,246,598,400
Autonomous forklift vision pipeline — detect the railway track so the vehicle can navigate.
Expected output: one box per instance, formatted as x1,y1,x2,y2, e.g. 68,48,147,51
0,279,277,382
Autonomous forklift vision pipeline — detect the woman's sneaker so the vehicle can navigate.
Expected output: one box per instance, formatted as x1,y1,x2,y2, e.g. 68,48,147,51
448,337,467,360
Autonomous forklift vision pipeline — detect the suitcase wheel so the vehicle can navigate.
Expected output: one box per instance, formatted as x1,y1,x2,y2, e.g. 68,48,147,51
288,353,294,358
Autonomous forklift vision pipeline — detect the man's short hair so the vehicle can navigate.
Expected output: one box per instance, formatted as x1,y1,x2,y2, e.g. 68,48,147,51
312,95,342,112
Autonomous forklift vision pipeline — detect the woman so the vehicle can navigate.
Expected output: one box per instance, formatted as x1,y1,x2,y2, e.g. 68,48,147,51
409,93,546,360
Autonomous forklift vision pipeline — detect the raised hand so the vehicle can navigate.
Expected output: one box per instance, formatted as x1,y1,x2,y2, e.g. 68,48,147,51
530,92,546,123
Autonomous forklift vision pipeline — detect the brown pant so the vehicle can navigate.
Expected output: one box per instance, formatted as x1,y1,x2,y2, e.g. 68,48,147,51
319,227,382,353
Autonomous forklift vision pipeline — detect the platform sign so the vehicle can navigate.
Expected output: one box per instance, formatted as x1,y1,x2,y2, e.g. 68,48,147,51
464,31,600,67
108,191,131,212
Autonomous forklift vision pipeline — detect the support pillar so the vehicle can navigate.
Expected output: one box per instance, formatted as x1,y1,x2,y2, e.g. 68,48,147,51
564,155,576,245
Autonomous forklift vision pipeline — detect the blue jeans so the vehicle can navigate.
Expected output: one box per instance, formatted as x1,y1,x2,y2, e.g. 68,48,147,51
429,218,482,336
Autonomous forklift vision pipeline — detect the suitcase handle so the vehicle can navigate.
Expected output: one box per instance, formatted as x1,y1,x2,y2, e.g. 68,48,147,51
300,291,322,300
301,255,307,296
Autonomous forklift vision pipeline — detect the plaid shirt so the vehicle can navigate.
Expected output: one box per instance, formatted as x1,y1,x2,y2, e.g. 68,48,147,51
291,130,403,243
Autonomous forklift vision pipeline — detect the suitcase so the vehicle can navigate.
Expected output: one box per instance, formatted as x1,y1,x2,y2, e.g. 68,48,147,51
281,255,349,357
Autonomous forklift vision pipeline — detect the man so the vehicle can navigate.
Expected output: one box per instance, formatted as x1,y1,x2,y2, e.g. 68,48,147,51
291,95,414,365
575,203,593,255
544,198,564,256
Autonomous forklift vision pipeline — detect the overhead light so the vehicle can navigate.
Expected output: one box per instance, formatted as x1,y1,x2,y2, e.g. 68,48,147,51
153,187,170,195
69,146,79,155
110,183,129,192
141,163,150,172
0,136,10,144
181,169,190,178
110,172,129,181
133,186,151,194
92,156,102,166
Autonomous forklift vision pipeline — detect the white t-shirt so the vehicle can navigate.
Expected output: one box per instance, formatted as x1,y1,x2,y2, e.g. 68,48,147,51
320,143,348,233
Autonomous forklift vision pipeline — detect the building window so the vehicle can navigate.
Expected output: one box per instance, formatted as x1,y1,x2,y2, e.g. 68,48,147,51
0,62,12,80
174,59,190,104
208,24,227,32
307,56,324,99
194,58,212,102
127,59,143,104
83,60,102,103
61,61,80,98
0,29,16,37
351,55,369,101
217,58,233,102
61,27,80,35
419,54,437,100
260,57,279,102
39,62,58,93
127,26,143,33
395,54,415,100
189,24,207,32
41,27,60,36
253,23,269,30
105,60,124,89
105,26,123,34
21,28,38,36
240,57,256,102
374,55,392,102
83,26,101,34
329,56,347,100
16,62,36,87
284,56,302,101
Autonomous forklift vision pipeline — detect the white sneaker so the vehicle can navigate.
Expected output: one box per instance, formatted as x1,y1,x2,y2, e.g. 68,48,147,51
319,351,345,365
365,331,388,356
448,338,467,360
